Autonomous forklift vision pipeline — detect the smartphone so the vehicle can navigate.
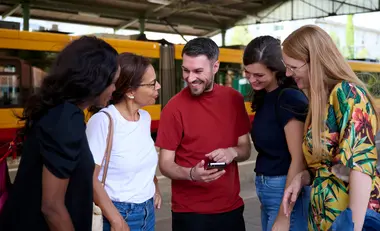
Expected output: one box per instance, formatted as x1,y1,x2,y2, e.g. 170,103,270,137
206,162,227,171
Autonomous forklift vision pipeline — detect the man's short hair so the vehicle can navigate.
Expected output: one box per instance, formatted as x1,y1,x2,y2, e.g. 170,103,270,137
181,37,219,62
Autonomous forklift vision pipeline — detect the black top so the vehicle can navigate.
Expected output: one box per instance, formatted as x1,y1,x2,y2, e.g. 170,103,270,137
251,87,308,176
0,102,95,231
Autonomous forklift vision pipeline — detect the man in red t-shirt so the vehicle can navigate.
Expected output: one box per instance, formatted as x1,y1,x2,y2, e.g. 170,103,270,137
155,37,251,231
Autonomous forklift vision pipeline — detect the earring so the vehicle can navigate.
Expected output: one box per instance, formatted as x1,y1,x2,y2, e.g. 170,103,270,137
128,95,135,99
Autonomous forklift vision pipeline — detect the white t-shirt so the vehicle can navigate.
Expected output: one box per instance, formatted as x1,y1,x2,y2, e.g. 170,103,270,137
86,105,158,203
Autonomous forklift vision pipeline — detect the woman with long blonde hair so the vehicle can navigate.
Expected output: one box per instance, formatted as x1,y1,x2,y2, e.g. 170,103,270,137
281,25,380,231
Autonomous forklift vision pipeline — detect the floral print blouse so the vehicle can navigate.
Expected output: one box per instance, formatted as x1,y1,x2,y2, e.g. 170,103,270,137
303,81,380,230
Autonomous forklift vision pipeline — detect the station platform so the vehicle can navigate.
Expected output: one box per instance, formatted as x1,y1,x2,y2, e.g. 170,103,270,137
155,180,262,231
7,144,262,230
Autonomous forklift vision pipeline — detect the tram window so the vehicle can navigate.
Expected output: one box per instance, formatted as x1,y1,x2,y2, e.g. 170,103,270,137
218,62,252,101
0,49,54,107
0,64,19,106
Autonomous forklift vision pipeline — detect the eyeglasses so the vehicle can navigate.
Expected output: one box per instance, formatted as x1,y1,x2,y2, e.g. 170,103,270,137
139,79,158,90
281,60,307,75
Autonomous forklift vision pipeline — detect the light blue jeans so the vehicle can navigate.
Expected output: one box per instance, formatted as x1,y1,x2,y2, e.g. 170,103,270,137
255,175,310,231
103,198,155,231
330,207,380,231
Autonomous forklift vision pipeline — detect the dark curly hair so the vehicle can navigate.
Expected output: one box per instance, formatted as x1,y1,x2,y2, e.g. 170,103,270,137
243,36,297,112
18,36,118,135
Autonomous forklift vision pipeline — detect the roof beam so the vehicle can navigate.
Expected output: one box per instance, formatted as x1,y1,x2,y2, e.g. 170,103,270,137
162,18,188,42
299,0,331,15
23,1,221,30
235,0,287,25
2,4,21,19
114,3,172,32
257,1,286,21
160,16,220,29
331,0,375,11
7,14,205,36
114,19,138,31
203,29,221,38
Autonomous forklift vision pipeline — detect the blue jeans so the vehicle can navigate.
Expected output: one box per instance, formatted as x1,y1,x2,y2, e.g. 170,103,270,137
330,207,380,231
255,175,310,231
103,198,155,231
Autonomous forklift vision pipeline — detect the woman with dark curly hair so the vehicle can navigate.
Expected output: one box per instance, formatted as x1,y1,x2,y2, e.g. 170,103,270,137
0,36,120,231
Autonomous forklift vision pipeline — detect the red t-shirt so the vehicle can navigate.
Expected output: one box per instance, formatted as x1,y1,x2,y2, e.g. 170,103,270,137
155,84,251,214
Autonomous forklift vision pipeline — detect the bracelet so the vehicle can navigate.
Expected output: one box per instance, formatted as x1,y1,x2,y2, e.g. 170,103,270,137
189,166,196,181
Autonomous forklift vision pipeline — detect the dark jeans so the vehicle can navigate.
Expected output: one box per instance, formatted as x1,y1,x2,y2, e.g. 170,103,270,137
172,205,245,231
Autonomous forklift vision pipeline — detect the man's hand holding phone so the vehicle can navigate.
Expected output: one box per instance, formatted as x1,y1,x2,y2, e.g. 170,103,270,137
205,148,238,164
190,160,225,183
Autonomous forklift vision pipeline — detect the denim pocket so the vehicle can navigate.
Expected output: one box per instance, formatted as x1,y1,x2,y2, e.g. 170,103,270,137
113,202,132,220
263,176,287,190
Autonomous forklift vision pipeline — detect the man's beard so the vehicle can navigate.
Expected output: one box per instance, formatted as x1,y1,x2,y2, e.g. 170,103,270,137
189,80,213,96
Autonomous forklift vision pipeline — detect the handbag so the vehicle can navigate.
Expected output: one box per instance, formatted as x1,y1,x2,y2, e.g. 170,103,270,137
92,111,114,231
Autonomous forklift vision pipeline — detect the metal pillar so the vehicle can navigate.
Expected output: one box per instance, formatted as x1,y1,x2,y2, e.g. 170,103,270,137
139,17,145,34
22,1,30,31
221,29,226,47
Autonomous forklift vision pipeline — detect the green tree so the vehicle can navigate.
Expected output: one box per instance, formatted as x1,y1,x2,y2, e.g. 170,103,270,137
329,31,341,52
356,48,369,59
345,14,355,59
229,26,253,46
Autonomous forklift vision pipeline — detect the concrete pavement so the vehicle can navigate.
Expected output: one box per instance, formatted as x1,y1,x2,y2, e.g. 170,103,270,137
154,180,262,231
7,144,262,230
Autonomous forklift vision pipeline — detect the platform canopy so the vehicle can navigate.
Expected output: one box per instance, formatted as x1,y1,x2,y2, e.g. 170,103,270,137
237,0,380,26
0,0,379,37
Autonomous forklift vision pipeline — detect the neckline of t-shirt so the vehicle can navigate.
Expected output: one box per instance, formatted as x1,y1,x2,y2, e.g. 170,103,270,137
268,86,281,93
109,104,142,123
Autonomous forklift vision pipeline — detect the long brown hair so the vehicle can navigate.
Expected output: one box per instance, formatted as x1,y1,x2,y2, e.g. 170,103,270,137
282,25,380,160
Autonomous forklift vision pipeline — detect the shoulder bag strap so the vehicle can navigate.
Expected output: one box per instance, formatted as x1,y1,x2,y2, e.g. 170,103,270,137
99,111,114,187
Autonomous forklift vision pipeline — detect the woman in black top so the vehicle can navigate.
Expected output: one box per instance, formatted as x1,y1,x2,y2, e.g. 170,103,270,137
0,36,120,231
243,36,309,231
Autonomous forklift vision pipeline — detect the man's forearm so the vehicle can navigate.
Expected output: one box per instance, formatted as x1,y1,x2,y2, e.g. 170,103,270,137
232,145,251,162
159,162,192,180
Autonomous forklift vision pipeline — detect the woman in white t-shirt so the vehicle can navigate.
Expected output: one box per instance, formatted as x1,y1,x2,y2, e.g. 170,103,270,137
86,52,162,231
